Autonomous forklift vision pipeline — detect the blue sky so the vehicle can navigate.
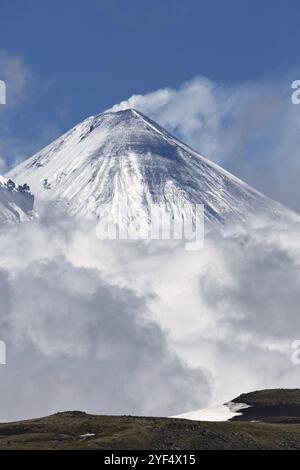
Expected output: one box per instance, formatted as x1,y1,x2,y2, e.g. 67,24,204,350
1,0,299,125
1,0,300,208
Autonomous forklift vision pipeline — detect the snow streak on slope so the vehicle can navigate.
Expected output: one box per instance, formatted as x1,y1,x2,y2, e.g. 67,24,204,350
172,402,250,422
0,176,34,225
6,109,299,227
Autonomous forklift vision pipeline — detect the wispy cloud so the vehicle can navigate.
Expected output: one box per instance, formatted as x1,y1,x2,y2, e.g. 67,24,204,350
0,51,62,171
0,209,207,421
0,50,31,105
0,51,33,169
0,157,6,174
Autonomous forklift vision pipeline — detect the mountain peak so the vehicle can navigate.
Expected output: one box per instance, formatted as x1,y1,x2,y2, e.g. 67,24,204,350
6,109,298,226
101,107,143,118
105,107,140,115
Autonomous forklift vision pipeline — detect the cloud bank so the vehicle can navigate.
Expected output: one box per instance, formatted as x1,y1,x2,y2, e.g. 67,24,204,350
0,208,299,421
0,211,207,422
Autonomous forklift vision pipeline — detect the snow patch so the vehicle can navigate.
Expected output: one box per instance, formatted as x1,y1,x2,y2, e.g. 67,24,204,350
171,402,250,422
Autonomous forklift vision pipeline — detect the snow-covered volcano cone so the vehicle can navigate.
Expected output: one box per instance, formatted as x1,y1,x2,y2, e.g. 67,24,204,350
6,109,299,232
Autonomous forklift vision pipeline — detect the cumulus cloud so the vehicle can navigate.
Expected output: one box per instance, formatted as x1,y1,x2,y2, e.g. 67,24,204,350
90,218,300,407
0,207,299,421
109,76,300,213
0,211,208,422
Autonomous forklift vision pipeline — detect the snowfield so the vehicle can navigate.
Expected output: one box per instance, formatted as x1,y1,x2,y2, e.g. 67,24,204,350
172,402,250,422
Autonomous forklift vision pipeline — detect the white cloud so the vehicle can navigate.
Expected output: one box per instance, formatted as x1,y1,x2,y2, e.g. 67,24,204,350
0,208,299,420
86,217,300,407
0,210,207,421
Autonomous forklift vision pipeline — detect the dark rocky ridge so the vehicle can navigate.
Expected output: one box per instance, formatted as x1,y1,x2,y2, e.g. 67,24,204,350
230,389,300,424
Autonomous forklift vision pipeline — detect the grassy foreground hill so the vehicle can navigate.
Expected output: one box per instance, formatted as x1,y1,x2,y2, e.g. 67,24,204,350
0,389,299,450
